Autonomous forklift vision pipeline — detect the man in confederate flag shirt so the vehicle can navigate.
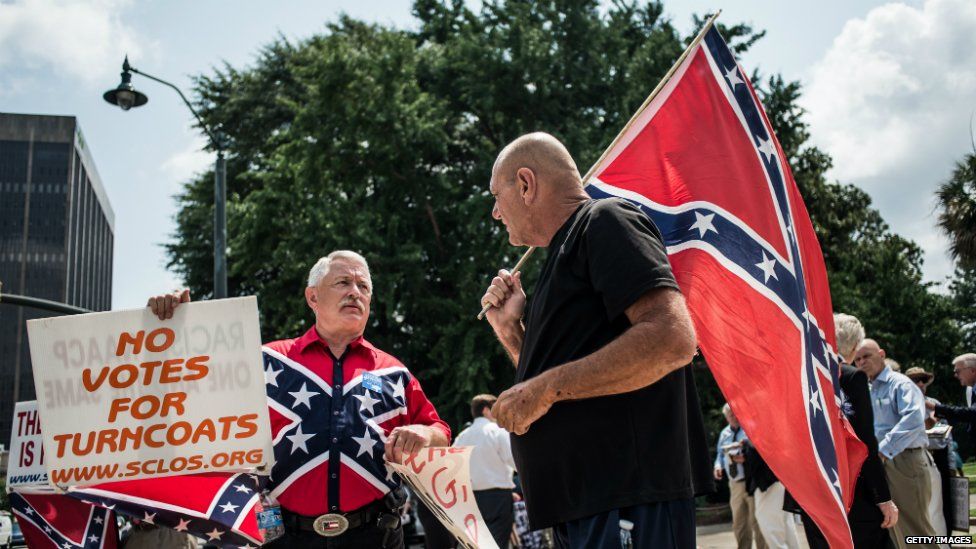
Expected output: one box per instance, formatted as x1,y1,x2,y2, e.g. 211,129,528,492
480,133,713,548
148,250,451,548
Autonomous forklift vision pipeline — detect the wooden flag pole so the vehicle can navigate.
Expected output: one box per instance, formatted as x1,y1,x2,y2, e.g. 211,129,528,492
477,10,722,320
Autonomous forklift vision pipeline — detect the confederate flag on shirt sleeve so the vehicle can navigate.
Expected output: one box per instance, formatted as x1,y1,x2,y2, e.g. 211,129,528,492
584,24,866,549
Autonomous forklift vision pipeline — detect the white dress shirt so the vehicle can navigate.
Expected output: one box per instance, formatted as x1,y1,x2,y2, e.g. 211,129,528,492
453,417,517,491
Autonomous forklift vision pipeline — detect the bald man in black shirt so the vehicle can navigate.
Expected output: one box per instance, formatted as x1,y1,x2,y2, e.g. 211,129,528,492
480,132,713,548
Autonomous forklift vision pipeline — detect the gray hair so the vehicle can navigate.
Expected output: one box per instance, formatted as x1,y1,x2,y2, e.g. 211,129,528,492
953,353,976,369
307,250,371,287
833,313,865,359
722,403,732,416
884,358,900,372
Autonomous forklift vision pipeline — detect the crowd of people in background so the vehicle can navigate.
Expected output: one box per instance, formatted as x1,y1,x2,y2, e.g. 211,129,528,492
715,311,975,549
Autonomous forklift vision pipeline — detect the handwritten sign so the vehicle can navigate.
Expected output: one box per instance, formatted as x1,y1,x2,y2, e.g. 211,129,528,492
26,297,274,488
388,447,497,549
6,401,48,489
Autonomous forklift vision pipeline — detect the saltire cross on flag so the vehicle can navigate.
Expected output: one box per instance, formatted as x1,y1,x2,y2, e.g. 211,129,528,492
10,491,118,549
584,19,867,548
65,472,265,548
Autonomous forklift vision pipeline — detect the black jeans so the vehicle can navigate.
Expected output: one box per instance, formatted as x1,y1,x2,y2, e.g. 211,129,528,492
264,524,404,549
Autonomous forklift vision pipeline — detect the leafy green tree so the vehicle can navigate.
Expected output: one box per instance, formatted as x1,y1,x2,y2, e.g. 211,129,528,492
166,0,961,433
167,2,763,427
937,153,976,269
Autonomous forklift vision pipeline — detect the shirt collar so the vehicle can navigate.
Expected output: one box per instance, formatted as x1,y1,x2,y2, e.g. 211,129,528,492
293,326,370,356
874,365,893,384
473,417,492,426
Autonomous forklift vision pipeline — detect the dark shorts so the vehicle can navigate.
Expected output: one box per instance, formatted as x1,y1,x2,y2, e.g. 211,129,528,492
554,498,696,549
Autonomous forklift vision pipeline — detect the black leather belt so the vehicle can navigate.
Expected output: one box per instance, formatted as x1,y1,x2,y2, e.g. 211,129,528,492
282,499,394,538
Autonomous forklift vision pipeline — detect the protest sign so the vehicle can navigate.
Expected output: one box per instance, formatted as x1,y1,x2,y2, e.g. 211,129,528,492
27,296,273,488
388,447,497,549
6,400,49,489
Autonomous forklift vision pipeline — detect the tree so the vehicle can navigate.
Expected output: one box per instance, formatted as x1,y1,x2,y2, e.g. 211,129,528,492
166,0,961,430
936,153,976,269
167,2,764,427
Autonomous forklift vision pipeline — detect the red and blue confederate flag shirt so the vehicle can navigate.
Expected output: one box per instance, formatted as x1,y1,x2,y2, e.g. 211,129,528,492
262,327,450,516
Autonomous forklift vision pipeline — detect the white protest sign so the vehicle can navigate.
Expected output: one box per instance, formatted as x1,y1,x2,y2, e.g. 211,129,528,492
27,296,273,488
388,447,498,549
6,401,49,489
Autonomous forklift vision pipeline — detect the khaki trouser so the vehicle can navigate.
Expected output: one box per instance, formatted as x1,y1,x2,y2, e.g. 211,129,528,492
885,447,937,549
730,478,767,549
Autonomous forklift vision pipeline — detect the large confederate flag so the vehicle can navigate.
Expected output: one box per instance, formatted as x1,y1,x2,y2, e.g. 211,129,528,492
585,24,866,548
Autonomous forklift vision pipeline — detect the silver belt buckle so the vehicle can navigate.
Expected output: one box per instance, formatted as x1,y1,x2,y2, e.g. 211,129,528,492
312,513,349,537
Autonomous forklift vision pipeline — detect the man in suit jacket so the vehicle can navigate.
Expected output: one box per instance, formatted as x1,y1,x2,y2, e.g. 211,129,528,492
928,354,976,426
796,314,897,549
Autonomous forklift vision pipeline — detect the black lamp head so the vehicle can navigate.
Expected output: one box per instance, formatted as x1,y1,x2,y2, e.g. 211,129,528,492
103,57,148,111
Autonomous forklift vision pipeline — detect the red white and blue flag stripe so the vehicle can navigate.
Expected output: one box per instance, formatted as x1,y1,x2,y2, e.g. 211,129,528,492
586,24,867,548
10,491,118,549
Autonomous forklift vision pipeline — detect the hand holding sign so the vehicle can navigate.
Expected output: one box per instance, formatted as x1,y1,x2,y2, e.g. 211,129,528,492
27,297,274,488
387,447,497,549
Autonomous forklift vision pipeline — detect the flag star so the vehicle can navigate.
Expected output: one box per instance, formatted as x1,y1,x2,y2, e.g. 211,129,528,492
219,501,240,513
830,468,841,490
288,382,318,409
755,251,778,284
809,389,822,416
724,65,744,88
352,430,377,458
234,483,252,494
385,464,397,482
143,511,156,524
63,543,72,549
355,392,380,415
286,425,315,454
756,135,776,162
174,518,191,532
689,211,717,238
88,534,100,543
265,365,282,388
248,474,260,483
24,507,34,515
44,526,53,533
93,516,103,525
390,377,406,403
206,528,225,541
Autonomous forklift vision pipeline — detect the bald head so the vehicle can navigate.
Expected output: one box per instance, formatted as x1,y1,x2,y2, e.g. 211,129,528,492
493,132,582,191
853,338,887,379
489,132,589,247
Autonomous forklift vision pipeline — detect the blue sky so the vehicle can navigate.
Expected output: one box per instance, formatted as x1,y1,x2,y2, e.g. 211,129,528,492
1,0,973,310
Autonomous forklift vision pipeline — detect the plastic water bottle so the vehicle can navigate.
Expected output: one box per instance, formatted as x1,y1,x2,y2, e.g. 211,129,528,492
619,519,634,549
255,490,284,542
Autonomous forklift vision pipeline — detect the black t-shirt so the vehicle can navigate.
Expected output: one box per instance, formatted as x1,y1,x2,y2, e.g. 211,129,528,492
511,198,714,528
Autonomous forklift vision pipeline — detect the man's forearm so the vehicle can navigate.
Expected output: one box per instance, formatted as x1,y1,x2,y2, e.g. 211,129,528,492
535,315,695,403
494,322,525,367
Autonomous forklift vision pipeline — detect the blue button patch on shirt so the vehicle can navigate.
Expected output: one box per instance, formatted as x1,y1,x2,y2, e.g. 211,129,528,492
362,372,383,393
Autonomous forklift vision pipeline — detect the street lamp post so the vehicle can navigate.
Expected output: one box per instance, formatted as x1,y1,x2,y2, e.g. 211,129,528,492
103,56,228,299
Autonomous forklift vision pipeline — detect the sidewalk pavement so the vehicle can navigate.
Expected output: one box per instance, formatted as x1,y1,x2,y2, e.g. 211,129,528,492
696,521,811,549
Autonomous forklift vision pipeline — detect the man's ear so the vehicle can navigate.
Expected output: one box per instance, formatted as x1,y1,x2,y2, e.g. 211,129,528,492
305,286,317,311
516,167,537,205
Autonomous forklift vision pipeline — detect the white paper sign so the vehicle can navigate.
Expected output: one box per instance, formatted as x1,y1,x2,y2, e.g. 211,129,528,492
388,447,498,549
27,297,274,488
6,401,48,488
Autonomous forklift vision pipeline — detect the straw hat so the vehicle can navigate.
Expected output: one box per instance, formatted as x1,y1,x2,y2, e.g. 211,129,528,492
905,366,934,386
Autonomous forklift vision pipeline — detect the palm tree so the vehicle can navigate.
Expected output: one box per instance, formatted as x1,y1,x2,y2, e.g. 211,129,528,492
936,152,976,268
